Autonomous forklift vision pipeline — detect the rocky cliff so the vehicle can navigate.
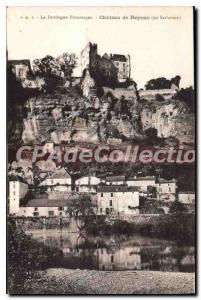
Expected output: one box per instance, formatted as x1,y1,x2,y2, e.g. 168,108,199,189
9,84,194,147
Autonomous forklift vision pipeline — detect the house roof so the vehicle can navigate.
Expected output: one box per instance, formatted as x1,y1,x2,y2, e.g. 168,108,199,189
47,168,71,180
8,59,31,67
178,191,195,194
102,53,110,60
106,176,126,182
128,176,156,181
22,198,69,207
75,175,100,182
157,178,176,184
110,54,127,62
97,185,137,193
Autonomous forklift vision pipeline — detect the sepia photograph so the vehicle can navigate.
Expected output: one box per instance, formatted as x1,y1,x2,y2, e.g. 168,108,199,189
6,6,195,295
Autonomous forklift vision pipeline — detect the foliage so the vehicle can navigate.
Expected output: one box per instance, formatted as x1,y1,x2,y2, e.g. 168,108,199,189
7,218,61,294
169,200,187,214
175,86,195,113
155,94,165,102
145,75,181,90
86,214,195,245
66,194,97,231
33,53,77,92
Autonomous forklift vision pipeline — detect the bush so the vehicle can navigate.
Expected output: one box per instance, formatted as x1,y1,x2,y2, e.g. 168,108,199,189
155,94,165,102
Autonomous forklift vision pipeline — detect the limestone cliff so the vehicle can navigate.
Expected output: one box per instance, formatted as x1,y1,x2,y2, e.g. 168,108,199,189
17,85,195,146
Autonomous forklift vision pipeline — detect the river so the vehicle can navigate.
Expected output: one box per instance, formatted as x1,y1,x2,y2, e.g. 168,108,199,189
26,229,195,273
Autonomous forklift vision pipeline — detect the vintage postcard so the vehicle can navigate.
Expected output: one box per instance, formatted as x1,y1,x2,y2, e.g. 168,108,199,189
7,6,195,295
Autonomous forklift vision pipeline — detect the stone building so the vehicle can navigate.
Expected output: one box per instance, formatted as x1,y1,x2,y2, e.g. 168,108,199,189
81,42,98,73
110,54,130,82
178,191,195,204
126,176,177,201
16,198,69,217
8,59,32,80
156,178,177,202
80,42,131,83
9,180,29,215
126,176,156,193
97,185,139,215
75,175,103,193
39,167,72,192
105,175,126,185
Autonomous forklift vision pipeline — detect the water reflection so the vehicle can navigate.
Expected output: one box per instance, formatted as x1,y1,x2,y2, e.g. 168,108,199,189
27,230,195,273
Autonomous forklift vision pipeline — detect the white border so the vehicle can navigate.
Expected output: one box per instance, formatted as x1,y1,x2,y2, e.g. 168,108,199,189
0,0,200,299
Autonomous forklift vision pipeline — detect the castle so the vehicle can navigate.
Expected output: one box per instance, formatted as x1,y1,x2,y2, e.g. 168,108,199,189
81,42,131,83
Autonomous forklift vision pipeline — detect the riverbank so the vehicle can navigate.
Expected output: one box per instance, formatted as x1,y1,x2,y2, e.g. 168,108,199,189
23,269,195,295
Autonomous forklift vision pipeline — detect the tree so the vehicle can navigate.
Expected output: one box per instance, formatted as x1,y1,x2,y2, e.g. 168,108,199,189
57,52,77,78
145,76,181,90
33,53,77,92
145,77,170,90
145,127,158,140
175,86,195,113
169,200,187,214
66,194,96,231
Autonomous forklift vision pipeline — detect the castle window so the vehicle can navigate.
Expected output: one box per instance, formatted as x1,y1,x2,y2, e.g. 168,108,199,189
111,193,113,197
58,206,63,211
34,207,38,211
110,200,112,207
100,208,102,213
76,187,79,192
101,193,103,197
33,212,39,217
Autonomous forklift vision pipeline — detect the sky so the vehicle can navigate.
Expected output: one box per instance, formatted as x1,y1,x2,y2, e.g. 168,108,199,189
7,6,194,89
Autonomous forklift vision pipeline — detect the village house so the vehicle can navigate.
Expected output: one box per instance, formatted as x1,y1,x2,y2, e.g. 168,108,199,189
178,191,195,204
97,185,139,215
126,176,156,192
8,59,32,80
9,180,29,215
75,175,103,193
105,175,126,185
126,176,177,201
16,199,69,218
156,178,177,202
39,167,72,192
